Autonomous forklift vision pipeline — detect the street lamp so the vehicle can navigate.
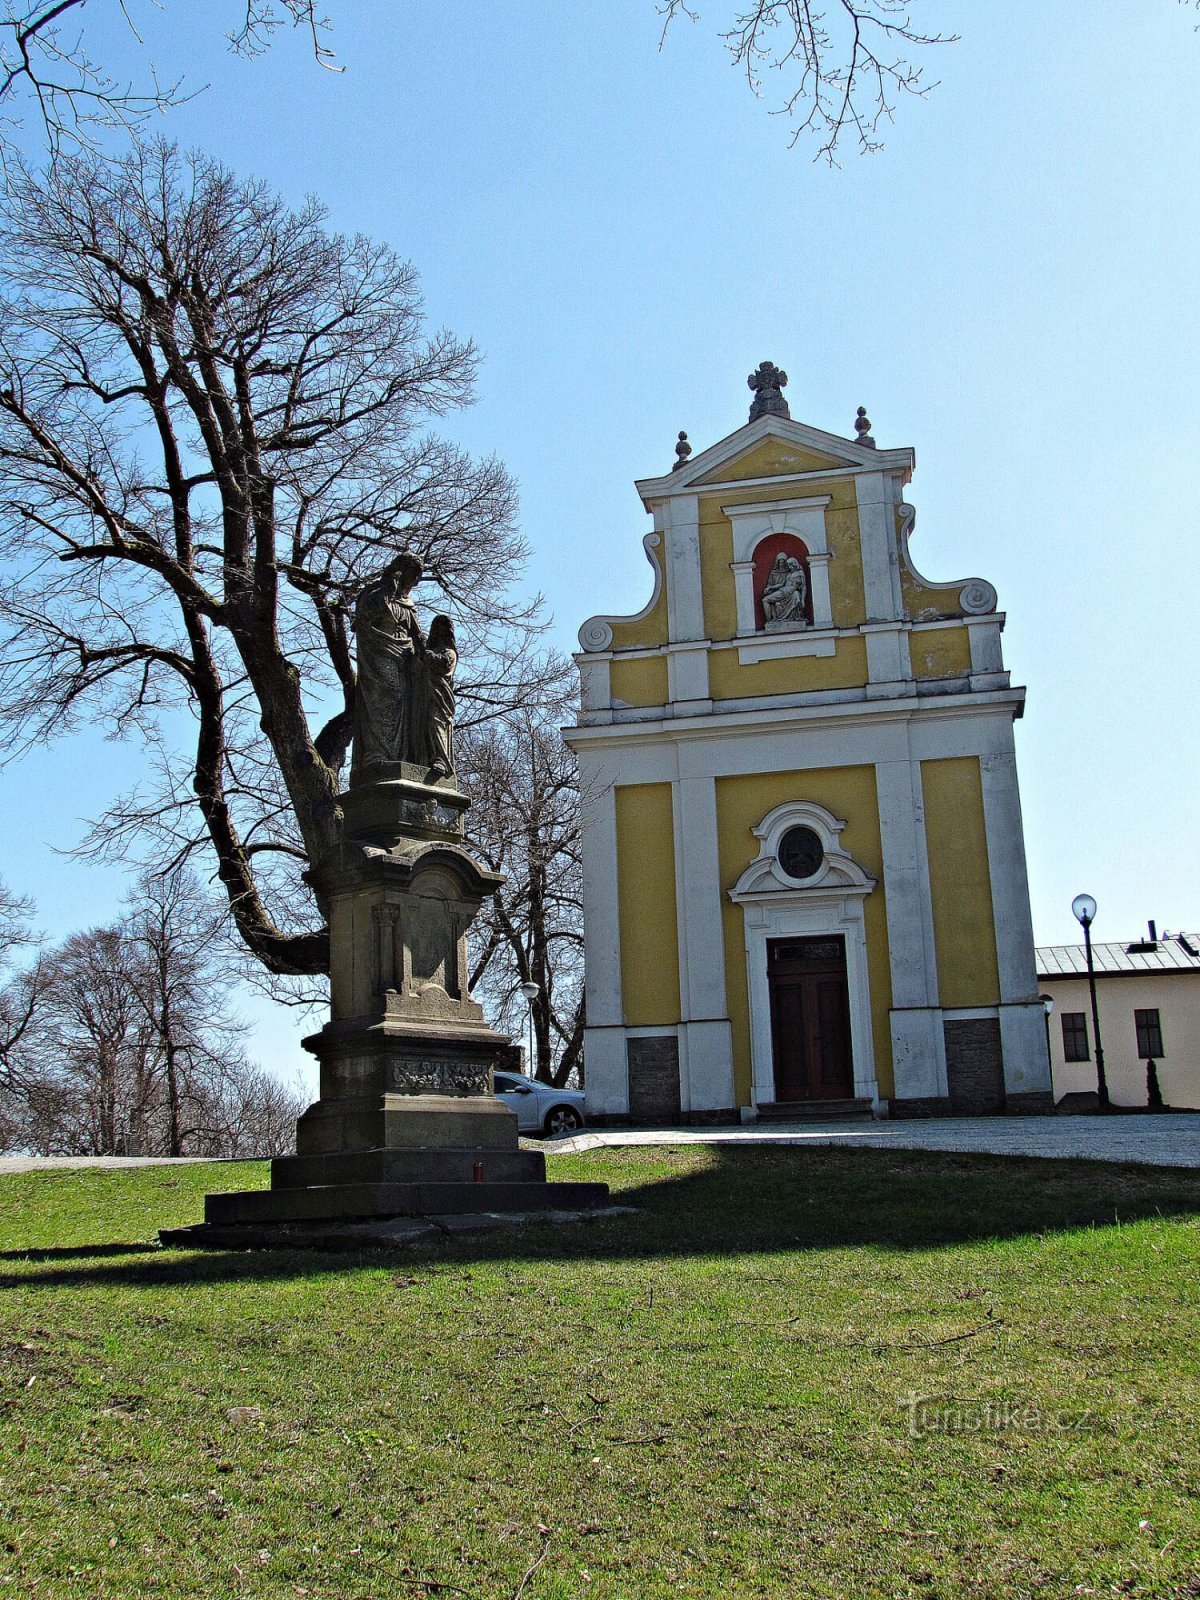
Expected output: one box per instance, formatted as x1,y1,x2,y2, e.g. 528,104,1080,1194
1040,992,1055,1061
519,980,539,1075
1071,893,1110,1111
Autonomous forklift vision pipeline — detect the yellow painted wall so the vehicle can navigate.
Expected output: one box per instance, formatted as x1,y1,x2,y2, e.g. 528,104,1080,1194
615,784,681,1026
709,635,869,700
697,494,739,642
921,757,1000,1008
608,581,668,650
897,507,965,622
696,437,850,483
610,655,668,708
911,626,971,679
715,766,894,1104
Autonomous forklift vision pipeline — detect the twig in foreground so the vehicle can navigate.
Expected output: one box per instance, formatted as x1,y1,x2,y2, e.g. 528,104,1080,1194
512,1538,549,1600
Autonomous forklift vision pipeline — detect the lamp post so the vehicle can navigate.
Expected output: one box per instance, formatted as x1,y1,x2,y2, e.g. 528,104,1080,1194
1040,992,1055,1062
1071,894,1110,1111
519,980,539,1077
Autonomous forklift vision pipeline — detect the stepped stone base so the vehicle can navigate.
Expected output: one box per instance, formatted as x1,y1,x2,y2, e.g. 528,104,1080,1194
160,1203,635,1253
162,793,609,1250
204,1177,611,1226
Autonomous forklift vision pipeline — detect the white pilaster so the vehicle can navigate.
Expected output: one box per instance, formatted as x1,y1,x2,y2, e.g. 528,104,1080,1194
581,1027,629,1117
673,775,736,1110
875,750,948,1101
578,656,612,714
731,560,756,634
667,645,710,705
979,735,1052,1097
863,621,913,693
578,762,622,1029
854,470,903,621
965,617,1004,674
807,552,834,628
662,495,704,644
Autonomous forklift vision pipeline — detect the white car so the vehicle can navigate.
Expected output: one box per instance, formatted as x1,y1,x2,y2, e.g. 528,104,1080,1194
493,1069,586,1137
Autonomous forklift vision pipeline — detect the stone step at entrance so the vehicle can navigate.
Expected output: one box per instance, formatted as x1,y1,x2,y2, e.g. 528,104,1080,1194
756,1097,874,1122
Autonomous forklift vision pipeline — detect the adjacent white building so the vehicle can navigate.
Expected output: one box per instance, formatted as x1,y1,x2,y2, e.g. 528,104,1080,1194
1037,930,1200,1110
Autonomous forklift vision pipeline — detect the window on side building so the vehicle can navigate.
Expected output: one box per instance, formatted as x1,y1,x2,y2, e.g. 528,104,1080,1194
1061,1012,1090,1062
1134,1008,1164,1058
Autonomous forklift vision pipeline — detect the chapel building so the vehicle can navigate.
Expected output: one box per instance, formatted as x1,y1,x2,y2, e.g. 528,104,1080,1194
563,365,1053,1122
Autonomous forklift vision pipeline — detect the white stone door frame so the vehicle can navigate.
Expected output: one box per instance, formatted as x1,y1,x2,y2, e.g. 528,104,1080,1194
729,800,880,1113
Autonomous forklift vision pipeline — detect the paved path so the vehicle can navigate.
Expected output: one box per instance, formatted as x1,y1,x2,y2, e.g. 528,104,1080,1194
548,1113,1200,1169
0,1155,235,1174
3,1116,1197,1173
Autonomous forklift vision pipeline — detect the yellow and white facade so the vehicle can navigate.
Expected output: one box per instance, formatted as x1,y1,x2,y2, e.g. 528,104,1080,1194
564,385,1053,1121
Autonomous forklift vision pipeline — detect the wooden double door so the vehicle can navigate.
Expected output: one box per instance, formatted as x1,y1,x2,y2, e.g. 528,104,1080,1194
767,935,855,1102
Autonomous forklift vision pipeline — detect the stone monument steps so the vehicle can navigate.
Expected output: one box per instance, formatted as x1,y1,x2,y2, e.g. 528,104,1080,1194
205,1179,611,1227
756,1097,874,1122
272,1147,546,1189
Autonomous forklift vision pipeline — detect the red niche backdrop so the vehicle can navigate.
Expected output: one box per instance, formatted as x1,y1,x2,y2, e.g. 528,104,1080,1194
752,533,812,631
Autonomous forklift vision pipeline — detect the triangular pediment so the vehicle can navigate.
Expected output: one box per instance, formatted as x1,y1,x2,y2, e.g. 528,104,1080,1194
694,435,848,483
636,413,913,504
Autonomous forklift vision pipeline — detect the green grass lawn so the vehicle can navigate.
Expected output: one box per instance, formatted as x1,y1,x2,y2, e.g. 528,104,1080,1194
1,1147,1198,1600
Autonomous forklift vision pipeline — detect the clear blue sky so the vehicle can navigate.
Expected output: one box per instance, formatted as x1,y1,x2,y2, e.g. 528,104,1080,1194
1,1,1196,1084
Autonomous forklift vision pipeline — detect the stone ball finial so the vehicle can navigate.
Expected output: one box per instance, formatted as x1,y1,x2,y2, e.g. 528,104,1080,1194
747,361,790,423
854,405,876,448
672,430,692,472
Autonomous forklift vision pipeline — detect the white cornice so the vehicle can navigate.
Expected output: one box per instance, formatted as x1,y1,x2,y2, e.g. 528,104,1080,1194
563,685,1027,750
636,413,914,507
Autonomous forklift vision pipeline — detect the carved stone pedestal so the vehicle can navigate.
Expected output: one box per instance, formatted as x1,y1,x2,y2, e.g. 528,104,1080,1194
164,777,609,1246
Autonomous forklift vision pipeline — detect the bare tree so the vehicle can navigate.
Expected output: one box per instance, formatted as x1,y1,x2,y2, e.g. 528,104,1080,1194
0,875,305,1156
459,658,585,1089
8,923,155,1153
0,140,532,979
658,0,957,159
0,1,337,162
125,868,247,1155
0,877,45,1087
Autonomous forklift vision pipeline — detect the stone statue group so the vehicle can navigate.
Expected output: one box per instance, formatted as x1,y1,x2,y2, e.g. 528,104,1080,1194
350,552,457,786
762,551,809,631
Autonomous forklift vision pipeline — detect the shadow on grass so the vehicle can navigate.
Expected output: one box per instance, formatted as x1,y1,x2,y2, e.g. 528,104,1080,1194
4,1145,1200,1293
0,1242,155,1263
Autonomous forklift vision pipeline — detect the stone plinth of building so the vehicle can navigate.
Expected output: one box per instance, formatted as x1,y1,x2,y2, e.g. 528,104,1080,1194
163,774,609,1247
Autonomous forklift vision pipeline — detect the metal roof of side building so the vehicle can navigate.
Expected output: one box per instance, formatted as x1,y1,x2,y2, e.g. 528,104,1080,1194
1036,932,1200,978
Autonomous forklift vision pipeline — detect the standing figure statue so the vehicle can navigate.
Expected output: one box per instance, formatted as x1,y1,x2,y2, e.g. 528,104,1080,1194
761,553,808,631
350,551,425,786
416,615,457,782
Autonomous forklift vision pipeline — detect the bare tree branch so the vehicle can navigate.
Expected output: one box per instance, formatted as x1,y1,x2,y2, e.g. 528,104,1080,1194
658,0,957,159
459,660,587,1088
0,1,338,163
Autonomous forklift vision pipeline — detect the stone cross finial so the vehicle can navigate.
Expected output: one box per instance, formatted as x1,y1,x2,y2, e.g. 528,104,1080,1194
748,361,790,422
854,406,876,448
672,430,692,472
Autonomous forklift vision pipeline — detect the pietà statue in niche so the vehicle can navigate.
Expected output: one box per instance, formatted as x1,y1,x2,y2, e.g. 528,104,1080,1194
349,551,458,786
761,552,808,631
